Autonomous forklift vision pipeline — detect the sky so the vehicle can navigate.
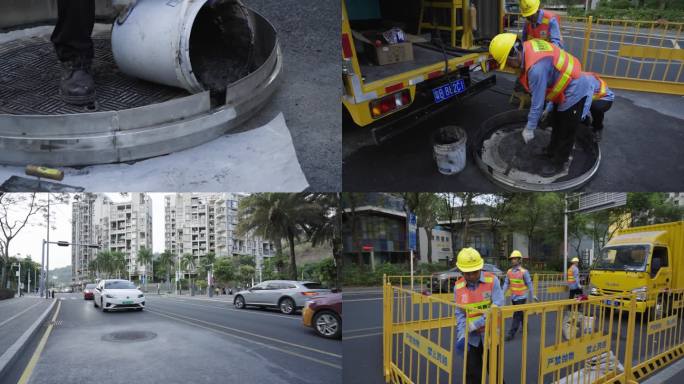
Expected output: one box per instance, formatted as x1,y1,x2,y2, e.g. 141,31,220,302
8,193,167,270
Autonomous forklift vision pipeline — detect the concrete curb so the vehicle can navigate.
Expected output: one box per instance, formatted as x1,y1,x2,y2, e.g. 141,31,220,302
641,354,684,384
0,298,56,379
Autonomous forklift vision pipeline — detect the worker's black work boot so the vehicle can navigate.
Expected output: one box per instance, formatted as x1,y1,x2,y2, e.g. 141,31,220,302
59,59,96,105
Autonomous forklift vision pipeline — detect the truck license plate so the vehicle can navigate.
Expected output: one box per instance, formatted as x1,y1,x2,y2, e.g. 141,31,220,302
432,79,466,103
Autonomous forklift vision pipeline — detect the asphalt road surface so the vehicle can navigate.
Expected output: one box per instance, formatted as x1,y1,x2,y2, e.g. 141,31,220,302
342,72,684,191
343,288,684,384
8,293,341,384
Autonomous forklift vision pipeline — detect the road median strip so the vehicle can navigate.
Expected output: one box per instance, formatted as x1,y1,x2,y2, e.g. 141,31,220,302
0,299,57,380
17,300,62,384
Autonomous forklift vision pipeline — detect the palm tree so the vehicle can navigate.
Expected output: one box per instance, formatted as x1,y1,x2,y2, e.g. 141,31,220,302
159,250,175,292
237,193,320,280
137,247,153,291
307,193,341,290
111,251,126,280
181,253,196,293
93,250,114,278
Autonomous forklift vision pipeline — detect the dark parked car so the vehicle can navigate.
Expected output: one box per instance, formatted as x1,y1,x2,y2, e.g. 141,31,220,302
83,284,96,300
302,293,342,339
430,264,504,293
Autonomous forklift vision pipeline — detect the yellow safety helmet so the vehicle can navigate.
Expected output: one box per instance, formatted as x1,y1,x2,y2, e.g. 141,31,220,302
509,250,523,259
571,257,580,263
520,0,540,17
489,33,517,71
456,247,484,272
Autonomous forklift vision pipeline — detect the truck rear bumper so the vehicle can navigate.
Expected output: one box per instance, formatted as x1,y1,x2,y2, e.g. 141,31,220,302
368,73,496,144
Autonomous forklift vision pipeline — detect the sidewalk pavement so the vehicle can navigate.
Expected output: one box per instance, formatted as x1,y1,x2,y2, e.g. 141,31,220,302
0,295,56,378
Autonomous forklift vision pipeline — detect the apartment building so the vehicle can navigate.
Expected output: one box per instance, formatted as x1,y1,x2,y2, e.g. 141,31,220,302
164,193,274,275
71,193,153,285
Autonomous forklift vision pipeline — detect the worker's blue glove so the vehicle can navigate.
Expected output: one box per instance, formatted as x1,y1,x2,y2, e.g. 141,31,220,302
522,127,535,144
456,338,466,355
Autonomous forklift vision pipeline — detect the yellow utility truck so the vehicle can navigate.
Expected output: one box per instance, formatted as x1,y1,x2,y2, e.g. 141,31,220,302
342,0,499,143
590,221,684,313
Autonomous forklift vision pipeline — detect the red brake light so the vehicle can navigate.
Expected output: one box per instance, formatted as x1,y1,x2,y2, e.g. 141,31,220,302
342,33,353,59
301,292,319,297
370,89,412,119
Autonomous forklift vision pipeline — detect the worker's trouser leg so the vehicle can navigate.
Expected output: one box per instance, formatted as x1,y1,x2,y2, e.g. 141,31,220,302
51,0,95,63
548,96,588,165
466,341,485,384
569,288,583,299
590,99,613,132
508,298,527,336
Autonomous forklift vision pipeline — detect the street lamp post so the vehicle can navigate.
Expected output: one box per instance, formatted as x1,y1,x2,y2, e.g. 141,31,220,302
41,240,100,299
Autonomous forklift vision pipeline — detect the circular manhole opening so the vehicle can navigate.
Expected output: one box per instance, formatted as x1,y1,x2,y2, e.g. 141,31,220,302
102,330,157,343
473,109,600,192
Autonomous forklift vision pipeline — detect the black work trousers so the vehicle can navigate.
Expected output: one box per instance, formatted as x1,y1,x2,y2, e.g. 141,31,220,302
508,298,527,336
569,288,583,299
51,0,95,63
465,341,506,384
548,96,588,165
590,99,613,132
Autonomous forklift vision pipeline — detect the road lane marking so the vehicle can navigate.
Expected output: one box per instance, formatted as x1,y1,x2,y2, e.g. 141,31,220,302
346,326,382,333
147,309,342,370
147,308,341,358
342,290,382,295
344,297,383,302
344,332,383,340
17,300,62,384
0,301,44,328
151,297,302,321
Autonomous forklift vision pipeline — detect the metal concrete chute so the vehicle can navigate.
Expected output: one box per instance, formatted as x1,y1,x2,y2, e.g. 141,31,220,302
0,0,282,167
112,0,258,96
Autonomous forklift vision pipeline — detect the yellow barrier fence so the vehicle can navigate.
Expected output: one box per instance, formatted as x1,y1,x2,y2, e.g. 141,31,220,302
383,275,493,384
501,13,684,95
384,274,684,384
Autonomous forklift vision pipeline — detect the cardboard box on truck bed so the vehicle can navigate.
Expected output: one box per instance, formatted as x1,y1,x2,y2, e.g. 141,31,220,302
352,30,426,66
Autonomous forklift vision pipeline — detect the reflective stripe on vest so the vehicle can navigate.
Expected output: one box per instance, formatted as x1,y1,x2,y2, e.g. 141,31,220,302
567,267,576,284
525,10,562,43
507,267,528,296
520,39,581,105
586,72,608,100
455,272,495,333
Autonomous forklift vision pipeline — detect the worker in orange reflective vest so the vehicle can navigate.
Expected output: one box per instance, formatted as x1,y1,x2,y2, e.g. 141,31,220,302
520,0,564,49
568,257,583,299
583,72,614,142
489,33,593,176
502,250,538,341
454,248,504,384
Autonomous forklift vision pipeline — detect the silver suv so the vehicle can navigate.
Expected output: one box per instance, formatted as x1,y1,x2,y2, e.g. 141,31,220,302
233,280,331,315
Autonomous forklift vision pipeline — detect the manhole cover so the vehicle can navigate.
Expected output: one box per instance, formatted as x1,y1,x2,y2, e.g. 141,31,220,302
0,33,188,115
102,330,157,343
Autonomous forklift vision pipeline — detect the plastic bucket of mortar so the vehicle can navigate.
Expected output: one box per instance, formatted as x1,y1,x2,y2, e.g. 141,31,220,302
433,126,467,175
111,0,256,94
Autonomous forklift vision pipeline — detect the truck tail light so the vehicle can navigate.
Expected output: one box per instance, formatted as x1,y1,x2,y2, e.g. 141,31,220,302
342,33,353,59
370,89,412,119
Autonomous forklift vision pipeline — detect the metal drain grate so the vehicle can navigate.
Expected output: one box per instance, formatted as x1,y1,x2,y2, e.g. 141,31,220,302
102,330,157,343
0,33,189,115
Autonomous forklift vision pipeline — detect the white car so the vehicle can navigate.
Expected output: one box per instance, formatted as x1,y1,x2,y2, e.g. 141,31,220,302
93,279,145,312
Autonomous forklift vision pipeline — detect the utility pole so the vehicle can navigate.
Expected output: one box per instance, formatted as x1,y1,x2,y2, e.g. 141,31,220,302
563,194,569,282
46,194,50,299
